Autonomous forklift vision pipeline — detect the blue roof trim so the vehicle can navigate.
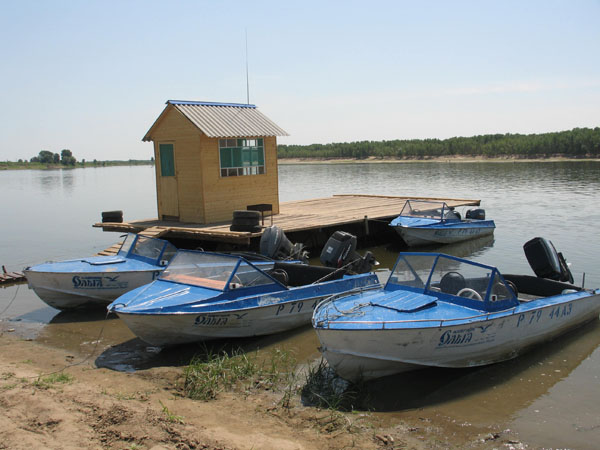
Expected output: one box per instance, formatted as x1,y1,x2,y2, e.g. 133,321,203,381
167,100,257,109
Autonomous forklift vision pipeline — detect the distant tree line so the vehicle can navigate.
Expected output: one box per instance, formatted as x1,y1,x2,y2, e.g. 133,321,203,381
5,151,154,169
29,149,77,165
278,127,600,160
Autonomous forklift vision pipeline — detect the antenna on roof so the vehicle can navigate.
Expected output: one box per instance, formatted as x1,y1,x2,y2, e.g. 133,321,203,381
245,29,250,104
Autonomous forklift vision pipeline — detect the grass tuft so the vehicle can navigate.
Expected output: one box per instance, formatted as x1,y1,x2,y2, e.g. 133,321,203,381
33,372,74,389
301,359,370,412
159,400,185,424
182,345,298,402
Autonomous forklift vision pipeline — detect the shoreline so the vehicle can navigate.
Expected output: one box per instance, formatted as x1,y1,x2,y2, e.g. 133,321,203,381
0,161,154,171
0,329,525,449
1,156,597,171
278,155,600,164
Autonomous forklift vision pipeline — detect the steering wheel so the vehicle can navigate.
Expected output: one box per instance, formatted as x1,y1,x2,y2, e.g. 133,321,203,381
457,287,483,301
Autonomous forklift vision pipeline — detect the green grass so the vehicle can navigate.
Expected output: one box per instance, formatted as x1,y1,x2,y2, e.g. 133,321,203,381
159,400,185,424
33,372,74,389
182,346,298,402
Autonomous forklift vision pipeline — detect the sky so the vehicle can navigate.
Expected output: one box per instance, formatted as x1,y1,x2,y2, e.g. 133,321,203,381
1,0,599,161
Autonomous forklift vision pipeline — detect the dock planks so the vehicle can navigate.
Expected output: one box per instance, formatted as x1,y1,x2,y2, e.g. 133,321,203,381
1,266,25,284
93,194,480,248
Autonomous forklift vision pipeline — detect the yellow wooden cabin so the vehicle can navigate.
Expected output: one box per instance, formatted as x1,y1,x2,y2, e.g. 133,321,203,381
143,100,289,224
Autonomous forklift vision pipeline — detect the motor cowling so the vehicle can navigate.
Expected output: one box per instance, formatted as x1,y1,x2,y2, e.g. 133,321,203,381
523,237,574,284
466,208,486,220
259,226,308,263
320,231,377,274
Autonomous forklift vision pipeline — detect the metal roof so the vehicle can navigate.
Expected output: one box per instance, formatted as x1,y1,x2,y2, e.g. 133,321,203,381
143,100,289,141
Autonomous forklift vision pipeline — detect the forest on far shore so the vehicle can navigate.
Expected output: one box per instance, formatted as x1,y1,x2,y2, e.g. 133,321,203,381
277,127,600,160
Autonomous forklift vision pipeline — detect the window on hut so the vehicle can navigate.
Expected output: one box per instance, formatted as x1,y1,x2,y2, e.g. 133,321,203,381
219,138,265,177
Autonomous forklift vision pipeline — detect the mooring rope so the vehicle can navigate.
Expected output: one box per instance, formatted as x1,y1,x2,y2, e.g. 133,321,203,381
0,283,21,318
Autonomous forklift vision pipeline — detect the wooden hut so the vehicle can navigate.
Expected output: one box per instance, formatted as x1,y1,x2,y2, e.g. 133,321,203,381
143,100,289,224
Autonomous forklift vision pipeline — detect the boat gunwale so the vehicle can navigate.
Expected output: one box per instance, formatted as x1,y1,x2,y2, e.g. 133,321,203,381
113,273,381,316
314,289,599,330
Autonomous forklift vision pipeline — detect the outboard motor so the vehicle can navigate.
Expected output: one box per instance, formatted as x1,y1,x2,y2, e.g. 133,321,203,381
320,231,377,274
466,208,486,220
523,237,574,284
259,226,308,263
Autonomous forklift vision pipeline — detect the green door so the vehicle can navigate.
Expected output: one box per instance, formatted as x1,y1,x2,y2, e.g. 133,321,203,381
158,143,178,219
159,144,175,176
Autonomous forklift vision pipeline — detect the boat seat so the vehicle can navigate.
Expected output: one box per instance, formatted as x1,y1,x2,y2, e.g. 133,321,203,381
272,262,343,287
440,272,466,295
269,268,289,286
503,274,580,297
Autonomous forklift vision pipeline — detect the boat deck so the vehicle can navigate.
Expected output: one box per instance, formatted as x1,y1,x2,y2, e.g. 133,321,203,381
94,194,481,250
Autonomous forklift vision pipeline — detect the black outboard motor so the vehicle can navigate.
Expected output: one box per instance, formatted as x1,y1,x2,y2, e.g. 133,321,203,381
523,237,574,284
466,208,486,220
259,226,308,263
320,231,377,274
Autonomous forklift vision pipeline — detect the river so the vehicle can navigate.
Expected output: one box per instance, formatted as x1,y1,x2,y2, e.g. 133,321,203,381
1,161,599,448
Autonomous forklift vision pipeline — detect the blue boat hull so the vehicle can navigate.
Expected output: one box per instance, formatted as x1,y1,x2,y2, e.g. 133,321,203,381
316,290,600,381
391,219,496,246
113,274,380,346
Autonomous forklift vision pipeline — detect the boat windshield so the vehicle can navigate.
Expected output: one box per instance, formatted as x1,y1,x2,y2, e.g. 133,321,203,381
388,253,518,310
118,233,136,256
119,233,178,265
159,251,278,291
399,200,458,221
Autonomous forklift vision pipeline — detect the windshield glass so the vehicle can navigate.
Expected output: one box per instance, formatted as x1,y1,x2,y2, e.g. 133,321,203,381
400,200,450,220
128,235,177,265
118,233,136,256
388,253,517,307
159,252,277,291
388,254,434,289
428,256,493,303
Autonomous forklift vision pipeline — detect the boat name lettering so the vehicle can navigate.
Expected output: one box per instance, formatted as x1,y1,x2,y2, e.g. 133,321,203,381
438,329,473,347
72,275,128,289
194,315,228,326
73,276,103,288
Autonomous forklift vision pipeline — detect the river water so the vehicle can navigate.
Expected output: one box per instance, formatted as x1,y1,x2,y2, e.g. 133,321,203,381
1,161,599,447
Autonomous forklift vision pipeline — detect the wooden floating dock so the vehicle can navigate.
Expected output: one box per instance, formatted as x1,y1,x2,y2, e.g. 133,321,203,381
94,194,481,251
0,266,25,284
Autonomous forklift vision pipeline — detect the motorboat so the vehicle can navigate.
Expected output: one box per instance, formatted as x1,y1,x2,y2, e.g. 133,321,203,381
108,231,380,346
24,233,178,310
313,237,600,381
389,199,495,246
24,225,308,312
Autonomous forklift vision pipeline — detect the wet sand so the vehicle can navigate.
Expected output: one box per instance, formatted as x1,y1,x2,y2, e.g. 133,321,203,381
0,282,532,450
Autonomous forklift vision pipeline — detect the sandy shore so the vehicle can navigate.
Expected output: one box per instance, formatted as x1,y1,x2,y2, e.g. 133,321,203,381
0,328,529,450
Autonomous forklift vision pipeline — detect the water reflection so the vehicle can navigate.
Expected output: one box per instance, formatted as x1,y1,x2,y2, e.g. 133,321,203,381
37,172,62,191
95,324,320,373
369,320,600,419
61,170,75,192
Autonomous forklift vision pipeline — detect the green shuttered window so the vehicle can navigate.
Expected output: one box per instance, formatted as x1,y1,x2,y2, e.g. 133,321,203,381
219,138,265,177
159,144,175,176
